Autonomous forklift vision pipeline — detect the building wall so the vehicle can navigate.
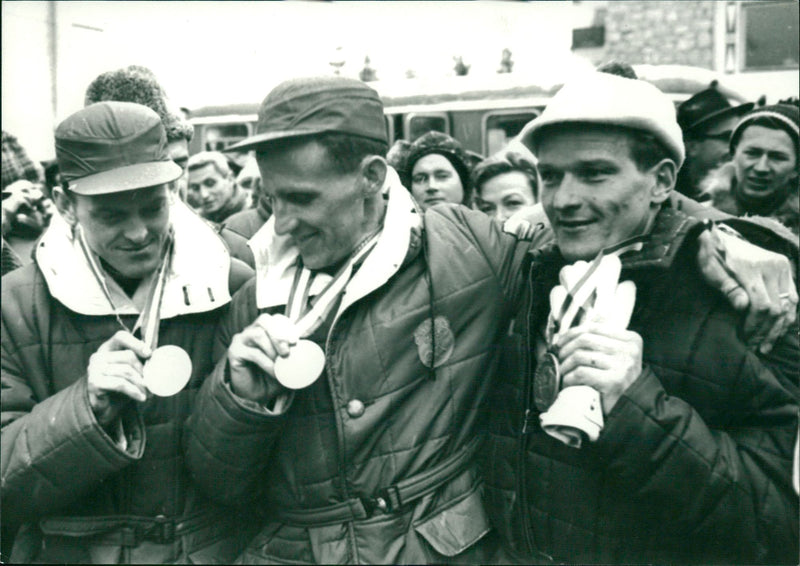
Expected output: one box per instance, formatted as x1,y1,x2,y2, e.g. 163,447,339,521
603,1,716,68
2,2,56,161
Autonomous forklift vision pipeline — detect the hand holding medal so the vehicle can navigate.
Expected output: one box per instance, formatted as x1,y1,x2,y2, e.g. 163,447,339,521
80,228,192,401
229,230,381,395
535,251,638,448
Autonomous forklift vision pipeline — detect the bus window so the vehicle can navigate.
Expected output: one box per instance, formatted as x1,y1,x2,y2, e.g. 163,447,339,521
404,113,449,142
384,115,395,144
203,123,251,152
483,111,539,156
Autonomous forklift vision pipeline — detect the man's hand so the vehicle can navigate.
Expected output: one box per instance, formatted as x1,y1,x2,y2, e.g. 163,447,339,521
697,225,798,354
227,314,297,403
503,203,546,239
87,331,151,427
557,323,644,415
2,180,41,218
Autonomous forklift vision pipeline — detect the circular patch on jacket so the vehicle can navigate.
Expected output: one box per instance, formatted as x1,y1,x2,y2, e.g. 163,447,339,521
414,315,455,369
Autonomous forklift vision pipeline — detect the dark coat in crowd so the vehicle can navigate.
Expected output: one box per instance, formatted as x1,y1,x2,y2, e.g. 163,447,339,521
704,162,799,236
482,207,799,565
185,181,543,564
221,194,272,242
1,210,254,564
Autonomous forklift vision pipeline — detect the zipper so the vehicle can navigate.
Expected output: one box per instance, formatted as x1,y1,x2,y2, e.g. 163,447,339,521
516,263,538,559
325,302,360,563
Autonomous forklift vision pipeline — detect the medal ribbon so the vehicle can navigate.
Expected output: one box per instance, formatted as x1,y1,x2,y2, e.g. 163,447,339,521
77,226,175,350
285,230,381,337
548,236,646,343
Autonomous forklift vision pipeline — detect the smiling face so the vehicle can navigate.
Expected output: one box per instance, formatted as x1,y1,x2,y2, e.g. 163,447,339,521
475,171,536,222
410,153,464,210
537,127,672,262
187,162,234,216
257,139,375,270
733,125,797,205
66,184,171,279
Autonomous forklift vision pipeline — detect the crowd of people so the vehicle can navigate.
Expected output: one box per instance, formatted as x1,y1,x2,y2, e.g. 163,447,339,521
1,60,798,565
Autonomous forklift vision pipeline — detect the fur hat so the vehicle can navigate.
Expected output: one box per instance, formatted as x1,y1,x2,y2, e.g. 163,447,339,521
404,132,473,203
85,65,193,143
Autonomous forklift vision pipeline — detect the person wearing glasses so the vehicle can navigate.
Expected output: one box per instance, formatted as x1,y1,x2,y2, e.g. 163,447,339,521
675,82,754,201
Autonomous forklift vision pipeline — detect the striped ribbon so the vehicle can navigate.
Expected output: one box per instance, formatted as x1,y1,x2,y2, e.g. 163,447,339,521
547,235,646,344
77,226,174,350
285,230,381,338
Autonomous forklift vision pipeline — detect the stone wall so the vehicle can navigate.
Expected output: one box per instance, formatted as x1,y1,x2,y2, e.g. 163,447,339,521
602,1,715,68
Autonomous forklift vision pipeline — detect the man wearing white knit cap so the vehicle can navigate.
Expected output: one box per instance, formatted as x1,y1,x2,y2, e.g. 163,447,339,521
482,71,799,564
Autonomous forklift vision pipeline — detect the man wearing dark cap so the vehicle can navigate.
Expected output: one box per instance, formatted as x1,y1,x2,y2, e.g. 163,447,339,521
676,82,754,200
185,76,797,564
1,101,253,563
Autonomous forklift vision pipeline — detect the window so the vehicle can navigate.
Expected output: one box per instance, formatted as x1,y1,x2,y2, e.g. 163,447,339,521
741,2,799,70
405,113,449,142
483,111,539,156
572,26,605,50
202,123,251,152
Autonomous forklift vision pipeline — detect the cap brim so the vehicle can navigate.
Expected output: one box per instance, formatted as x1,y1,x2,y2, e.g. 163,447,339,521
224,128,328,152
688,102,755,132
68,161,183,195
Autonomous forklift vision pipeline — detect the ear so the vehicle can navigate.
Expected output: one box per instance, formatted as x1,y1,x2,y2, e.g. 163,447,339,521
53,187,78,227
357,156,387,197
650,158,677,205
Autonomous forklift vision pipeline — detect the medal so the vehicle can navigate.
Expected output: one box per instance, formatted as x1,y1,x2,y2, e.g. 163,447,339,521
533,350,561,412
273,339,326,390
79,227,193,397
143,345,193,397
273,230,382,391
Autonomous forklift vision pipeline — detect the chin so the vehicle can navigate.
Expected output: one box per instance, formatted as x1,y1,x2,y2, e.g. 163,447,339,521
558,240,601,263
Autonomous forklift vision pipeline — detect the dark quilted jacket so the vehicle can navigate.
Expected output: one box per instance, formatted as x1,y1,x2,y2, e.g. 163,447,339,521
185,202,543,564
482,208,799,564
1,258,255,563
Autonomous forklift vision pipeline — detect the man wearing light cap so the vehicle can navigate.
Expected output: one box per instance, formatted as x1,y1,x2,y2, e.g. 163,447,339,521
1,101,253,563
482,71,798,564
185,76,796,564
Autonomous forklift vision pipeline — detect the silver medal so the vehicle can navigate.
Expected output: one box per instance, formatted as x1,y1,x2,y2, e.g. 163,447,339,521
533,351,561,413
273,339,325,390
143,345,193,397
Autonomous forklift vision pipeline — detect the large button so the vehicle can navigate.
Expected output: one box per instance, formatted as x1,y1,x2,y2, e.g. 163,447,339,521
346,399,365,418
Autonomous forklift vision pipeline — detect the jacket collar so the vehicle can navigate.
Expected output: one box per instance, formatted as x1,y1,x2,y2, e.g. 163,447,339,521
529,206,703,274
36,198,232,318
249,167,422,313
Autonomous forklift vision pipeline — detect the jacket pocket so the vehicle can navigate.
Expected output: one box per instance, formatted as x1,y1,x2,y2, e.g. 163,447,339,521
412,484,491,557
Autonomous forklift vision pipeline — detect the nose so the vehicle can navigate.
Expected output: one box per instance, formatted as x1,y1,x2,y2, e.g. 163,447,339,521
492,209,508,223
273,203,299,236
122,217,149,243
551,175,582,212
753,154,770,172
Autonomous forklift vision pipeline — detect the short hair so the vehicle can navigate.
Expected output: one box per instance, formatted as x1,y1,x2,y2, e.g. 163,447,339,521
732,115,799,159
187,151,232,177
257,132,389,175
533,123,672,172
471,157,538,200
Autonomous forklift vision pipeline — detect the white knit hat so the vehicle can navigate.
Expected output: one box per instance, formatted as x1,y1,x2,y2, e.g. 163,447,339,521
520,72,685,167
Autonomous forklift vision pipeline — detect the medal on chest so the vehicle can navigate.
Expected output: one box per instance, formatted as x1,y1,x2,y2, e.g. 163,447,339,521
79,228,192,397
273,230,381,390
